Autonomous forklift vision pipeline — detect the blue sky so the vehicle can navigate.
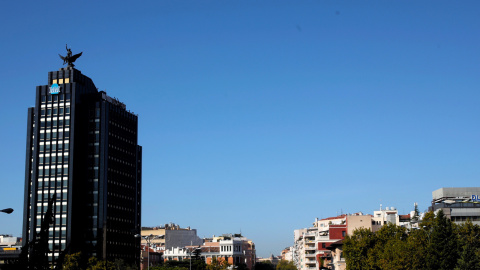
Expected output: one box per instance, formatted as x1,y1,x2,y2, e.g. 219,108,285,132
1,0,480,257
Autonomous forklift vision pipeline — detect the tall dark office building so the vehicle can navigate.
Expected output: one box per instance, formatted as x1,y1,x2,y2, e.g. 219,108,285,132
22,64,141,267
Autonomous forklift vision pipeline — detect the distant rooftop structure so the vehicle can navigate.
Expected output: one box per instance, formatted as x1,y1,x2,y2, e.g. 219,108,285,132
432,187,480,204
430,187,480,225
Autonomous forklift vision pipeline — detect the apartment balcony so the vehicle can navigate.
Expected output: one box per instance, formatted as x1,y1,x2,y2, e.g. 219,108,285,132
317,250,332,258
305,246,316,250
305,253,316,258
316,235,329,240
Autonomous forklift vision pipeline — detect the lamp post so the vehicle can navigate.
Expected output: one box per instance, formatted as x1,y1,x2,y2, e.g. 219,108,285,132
186,246,201,270
135,234,162,270
1,208,13,214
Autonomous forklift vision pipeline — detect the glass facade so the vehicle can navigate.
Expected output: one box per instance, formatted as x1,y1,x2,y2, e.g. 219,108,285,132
23,68,141,267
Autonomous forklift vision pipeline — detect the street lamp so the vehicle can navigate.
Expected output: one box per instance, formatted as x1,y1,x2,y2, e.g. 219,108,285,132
1,208,13,214
186,246,201,270
135,234,163,270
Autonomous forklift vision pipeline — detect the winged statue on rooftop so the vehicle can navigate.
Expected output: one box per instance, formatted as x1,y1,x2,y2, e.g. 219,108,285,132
59,44,83,68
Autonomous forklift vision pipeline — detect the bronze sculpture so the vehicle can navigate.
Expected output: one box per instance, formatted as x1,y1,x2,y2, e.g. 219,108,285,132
59,44,82,68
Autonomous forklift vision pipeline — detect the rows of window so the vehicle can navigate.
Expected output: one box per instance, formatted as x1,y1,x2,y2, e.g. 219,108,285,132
451,216,480,222
40,107,71,117
38,143,70,153
35,216,67,227
40,118,70,128
86,112,101,231
37,166,69,177
48,242,66,253
36,203,67,213
38,154,69,164
36,192,68,202
37,179,68,188
41,93,71,103
221,246,233,252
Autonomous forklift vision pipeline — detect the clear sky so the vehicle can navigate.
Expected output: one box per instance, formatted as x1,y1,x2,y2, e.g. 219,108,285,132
1,0,479,257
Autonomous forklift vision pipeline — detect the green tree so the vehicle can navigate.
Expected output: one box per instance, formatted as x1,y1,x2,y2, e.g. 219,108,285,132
62,252,83,270
455,220,480,270
343,227,376,270
276,260,296,270
86,256,116,270
255,261,275,270
236,263,248,270
426,210,457,270
317,256,325,269
376,238,409,270
206,257,230,270
405,228,428,269
374,224,408,270
151,264,188,270
412,203,420,222
192,248,206,270
420,211,435,230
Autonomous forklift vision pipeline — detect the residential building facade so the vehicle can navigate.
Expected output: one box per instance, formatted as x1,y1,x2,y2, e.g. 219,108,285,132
294,213,378,270
163,234,256,270
141,223,203,251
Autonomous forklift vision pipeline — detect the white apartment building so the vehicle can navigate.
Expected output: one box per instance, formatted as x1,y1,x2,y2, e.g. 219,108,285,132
163,234,256,270
372,206,399,231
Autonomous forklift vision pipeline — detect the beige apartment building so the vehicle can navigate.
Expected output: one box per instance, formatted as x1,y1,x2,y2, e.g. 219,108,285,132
141,223,202,251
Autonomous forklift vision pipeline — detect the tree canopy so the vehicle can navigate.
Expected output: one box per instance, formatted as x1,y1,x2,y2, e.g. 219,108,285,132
276,260,297,270
344,210,480,270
